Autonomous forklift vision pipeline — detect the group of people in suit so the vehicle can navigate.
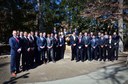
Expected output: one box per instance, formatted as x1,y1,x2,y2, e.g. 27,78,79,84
9,28,119,77
70,31,119,62
9,29,66,77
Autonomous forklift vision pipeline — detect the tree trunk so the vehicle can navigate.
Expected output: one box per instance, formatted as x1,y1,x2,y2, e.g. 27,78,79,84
37,0,45,32
36,0,40,31
118,0,124,52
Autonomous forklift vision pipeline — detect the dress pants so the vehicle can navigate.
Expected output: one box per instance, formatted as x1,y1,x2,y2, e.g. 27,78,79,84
22,50,29,70
10,53,17,73
35,48,40,64
84,47,90,60
114,46,119,60
39,49,46,63
71,46,77,60
30,50,35,66
91,47,97,60
99,47,104,60
108,47,114,61
77,47,83,61
16,52,21,72
47,48,55,62
104,46,108,61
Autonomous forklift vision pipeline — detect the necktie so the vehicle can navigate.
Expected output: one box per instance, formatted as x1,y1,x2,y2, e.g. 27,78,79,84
48,38,50,43
79,38,81,43
15,38,19,42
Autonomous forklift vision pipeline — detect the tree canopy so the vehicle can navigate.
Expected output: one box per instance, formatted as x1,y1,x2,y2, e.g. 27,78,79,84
0,0,128,44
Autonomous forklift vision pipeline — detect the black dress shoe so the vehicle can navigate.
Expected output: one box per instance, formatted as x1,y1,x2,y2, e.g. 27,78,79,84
71,59,74,61
16,70,20,74
99,59,102,61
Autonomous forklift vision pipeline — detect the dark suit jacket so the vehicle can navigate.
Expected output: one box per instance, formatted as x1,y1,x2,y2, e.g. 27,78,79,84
22,37,30,52
59,37,65,46
107,39,114,48
35,36,39,47
83,36,90,46
37,37,47,51
70,35,78,46
77,36,84,48
113,35,119,47
18,36,24,52
28,38,35,51
54,38,59,47
99,38,105,46
9,37,20,55
90,38,98,48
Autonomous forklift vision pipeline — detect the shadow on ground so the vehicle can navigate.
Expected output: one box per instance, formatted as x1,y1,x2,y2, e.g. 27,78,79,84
3,73,30,84
87,61,128,84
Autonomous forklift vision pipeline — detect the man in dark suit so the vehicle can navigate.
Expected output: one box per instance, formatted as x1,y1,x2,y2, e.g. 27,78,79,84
58,34,65,59
9,30,21,77
22,32,30,71
98,34,105,61
90,35,98,60
61,33,66,59
107,35,114,61
83,32,90,61
96,32,101,59
77,32,84,62
28,33,35,67
104,32,109,60
47,34,55,63
51,33,56,61
70,32,78,61
54,34,59,60
30,31,36,65
43,32,47,62
35,31,39,64
37,32,47,64
113,32,119,60
15,31,24,73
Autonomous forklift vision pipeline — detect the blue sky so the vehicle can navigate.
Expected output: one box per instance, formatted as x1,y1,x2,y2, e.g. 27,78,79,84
55,0,62,5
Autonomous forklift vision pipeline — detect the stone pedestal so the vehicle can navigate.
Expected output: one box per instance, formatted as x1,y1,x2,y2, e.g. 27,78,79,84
64,45,71,59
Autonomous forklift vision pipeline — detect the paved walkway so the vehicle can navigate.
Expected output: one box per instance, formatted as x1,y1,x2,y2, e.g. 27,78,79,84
0,48,128,84
0,54,128,84
30,64,128,84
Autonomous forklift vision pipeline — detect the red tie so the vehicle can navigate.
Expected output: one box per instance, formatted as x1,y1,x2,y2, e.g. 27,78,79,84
56,38,58,41
15,38,19,42
79,38,81,43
